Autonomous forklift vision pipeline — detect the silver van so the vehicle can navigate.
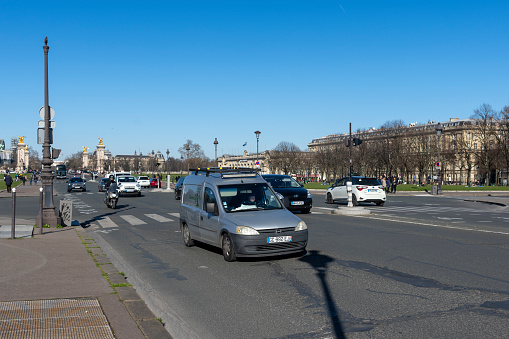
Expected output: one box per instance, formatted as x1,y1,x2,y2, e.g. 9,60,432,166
180,168,308,261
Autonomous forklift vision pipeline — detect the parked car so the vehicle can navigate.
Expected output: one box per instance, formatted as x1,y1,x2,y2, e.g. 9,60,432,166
137,176,150,188
117,175,142,196
98,177,109,192
326,176,386,206
180,168,308,261
67,177,86,192
174,176,185,200
262,174,312,214
150,178,161,188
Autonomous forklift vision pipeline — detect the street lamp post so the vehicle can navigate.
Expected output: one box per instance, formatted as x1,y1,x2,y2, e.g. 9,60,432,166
39,37,59,227
185,144,190,174
166,149,171,190
436,123,443,195
213,138,218,167
254,130,261,170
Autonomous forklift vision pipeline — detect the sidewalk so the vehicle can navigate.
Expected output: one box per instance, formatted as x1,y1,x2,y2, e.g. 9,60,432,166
0,184,172,338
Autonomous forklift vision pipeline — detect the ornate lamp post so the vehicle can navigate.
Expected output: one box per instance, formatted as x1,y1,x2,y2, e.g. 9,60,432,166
213,138,218,166
185,144,190,174
166,148,171,190
254,130,261,170
436,123,443,195
39,37,59,227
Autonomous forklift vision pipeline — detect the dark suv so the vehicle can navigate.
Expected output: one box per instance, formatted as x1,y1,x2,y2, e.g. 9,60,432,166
67,177,86,192
262,174,312,214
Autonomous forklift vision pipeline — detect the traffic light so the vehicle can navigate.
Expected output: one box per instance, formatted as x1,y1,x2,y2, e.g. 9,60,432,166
344,139,351,147
353,138,363,146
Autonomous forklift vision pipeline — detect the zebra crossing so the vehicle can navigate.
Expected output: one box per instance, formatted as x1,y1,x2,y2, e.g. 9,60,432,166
95,212,179,229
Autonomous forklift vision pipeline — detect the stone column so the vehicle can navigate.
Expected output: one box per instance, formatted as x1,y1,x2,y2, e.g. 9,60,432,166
96,138,105,173
16,141,26,172
83,147,89,169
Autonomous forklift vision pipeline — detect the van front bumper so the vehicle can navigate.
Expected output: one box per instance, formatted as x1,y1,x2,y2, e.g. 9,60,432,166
230,230,308,258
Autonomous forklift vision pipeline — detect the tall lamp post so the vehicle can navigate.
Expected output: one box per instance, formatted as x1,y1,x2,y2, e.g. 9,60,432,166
166,149,170,190
213,138,218,167
436,123,443,195
254,130,261,170
185,144,190,174
39,37,58,227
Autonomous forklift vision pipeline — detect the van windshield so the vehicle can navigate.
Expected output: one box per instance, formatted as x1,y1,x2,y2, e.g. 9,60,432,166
218,183,283,212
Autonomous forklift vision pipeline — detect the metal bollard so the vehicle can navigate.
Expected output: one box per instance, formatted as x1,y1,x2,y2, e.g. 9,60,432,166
39,187,44,234
347,181,353,207
11,188,16,239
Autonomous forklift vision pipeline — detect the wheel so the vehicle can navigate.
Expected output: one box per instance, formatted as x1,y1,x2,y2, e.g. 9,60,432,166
182,223,194,247
137,192,141,197
111,200,117,209
221,233,237,262
352,194,359,206
175,192,179,200
376,201,385,206
301,208,310,214
326,192,333,204
83,189,86,192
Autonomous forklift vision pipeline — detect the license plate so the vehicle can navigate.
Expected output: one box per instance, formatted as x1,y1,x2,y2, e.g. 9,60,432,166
368,189,377,192
291,201,304,205
126,189,134,192
267,236,292,243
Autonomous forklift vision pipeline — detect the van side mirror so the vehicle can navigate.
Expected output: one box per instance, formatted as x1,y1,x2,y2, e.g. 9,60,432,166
206,202,219,215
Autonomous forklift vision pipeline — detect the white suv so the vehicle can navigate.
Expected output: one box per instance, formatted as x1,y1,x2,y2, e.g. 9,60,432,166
326,176,386,206
116,175,142,196
137,176,150,188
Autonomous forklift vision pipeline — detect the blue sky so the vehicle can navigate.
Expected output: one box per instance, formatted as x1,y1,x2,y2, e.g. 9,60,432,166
2,0,508,161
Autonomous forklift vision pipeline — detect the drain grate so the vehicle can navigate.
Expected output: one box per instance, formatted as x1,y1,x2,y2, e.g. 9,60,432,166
0,298,115,338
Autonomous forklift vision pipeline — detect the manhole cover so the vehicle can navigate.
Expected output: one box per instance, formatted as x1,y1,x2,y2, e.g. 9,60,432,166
0,298,114,338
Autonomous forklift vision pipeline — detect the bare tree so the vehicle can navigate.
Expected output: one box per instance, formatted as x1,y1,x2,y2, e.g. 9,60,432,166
470,103,498,184
65,151,83,170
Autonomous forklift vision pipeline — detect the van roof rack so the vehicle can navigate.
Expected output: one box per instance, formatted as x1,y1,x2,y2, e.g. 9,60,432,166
189,167,259,178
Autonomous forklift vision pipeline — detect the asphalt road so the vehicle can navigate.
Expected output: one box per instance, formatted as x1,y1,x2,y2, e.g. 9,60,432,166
6,179,508,338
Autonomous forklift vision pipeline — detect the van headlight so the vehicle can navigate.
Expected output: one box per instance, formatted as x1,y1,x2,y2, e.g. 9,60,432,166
236,226,259,235
295,221,307,231
307,191,312,198
276,192,284,200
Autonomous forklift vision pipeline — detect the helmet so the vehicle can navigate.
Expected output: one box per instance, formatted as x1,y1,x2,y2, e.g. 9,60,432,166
109,175,114,180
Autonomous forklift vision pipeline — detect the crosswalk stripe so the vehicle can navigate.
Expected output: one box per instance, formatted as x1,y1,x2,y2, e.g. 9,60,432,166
145,214,174,222
120,215,146,225
168,213,180,218
373,206,488,213
97,217,117,228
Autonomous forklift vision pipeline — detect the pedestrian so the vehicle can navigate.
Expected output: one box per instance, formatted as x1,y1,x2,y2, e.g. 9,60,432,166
29,174,33,185
391,175,398,193
385,177,391,193
22,175,26,186
381,176,386,190
4,174,13,193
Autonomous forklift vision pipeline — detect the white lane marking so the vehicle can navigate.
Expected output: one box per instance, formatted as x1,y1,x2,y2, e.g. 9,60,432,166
145,214,174,222
120,215,146,225
97,217,118,228
168,213,180,218
353,215,509,235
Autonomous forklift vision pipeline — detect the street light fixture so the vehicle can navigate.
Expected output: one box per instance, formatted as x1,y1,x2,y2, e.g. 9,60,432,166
213,138,218,166
254,130,261,170
166,148,170,190
436,123,443,195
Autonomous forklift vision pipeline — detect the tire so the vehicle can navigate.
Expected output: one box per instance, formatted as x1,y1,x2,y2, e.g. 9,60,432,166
111,200,117,209
175,192,179,200
137,192,141,197
301,208,310,214
221,233,237,262
352,194,359,206
376,201,385,206
326,192,333,204
182,223,194,247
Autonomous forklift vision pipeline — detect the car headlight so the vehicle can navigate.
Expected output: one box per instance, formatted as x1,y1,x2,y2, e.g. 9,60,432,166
295,221,307,231
236,226,259,235
307,191,312,198
276,192,284,200
136,183,141,188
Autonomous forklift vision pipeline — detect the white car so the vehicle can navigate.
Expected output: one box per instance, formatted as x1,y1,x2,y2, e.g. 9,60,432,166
116,175,142,196
137,176,150,188
326,176,386,206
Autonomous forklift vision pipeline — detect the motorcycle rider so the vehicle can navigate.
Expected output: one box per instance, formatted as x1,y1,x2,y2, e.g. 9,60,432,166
104,175,119,206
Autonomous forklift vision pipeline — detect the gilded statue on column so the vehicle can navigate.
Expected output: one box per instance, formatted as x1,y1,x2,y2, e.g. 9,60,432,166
98,137,103,146
18,135,24,143
83,146,88,153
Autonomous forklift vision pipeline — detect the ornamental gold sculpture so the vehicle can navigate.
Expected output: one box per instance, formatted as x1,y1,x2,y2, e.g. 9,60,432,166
18,135,24,143
98,137,103,145
83,146,88,153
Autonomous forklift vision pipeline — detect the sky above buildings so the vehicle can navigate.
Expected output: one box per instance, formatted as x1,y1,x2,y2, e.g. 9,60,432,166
2,0,509,161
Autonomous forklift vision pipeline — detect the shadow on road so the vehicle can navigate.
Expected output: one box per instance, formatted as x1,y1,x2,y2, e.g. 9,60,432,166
299,250,346,339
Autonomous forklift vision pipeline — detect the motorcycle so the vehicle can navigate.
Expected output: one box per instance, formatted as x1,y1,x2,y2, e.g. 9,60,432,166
104,182,119,209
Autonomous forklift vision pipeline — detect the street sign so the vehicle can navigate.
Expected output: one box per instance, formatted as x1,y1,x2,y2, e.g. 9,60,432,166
38,120,56,128
255,161,260,168
37,128,53,144
39,106,55,120
436,162,440,169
